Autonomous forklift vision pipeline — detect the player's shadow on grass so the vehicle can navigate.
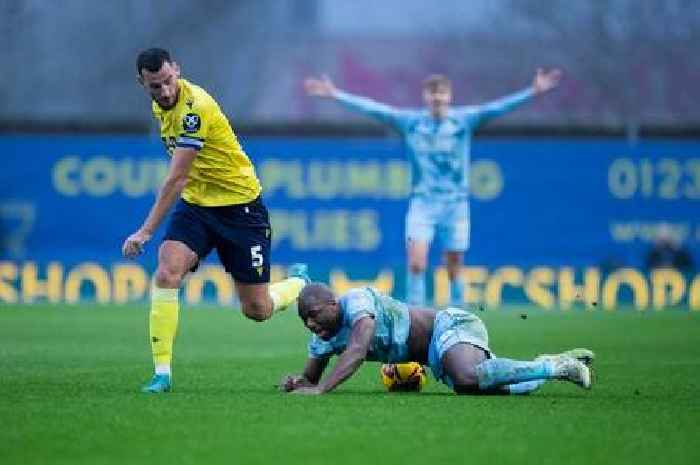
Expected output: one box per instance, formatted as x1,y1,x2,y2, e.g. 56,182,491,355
125,385,595,399
304,389,444,397
123,383,597,398
287,389,598,399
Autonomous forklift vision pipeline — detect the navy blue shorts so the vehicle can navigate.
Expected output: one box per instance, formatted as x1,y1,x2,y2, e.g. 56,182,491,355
163,197,271,284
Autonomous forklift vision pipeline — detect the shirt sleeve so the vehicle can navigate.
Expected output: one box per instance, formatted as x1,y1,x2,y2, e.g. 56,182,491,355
461,87,535,128
335,91,411,131
342,288,377,327
308,335,334,359
175,103,212,151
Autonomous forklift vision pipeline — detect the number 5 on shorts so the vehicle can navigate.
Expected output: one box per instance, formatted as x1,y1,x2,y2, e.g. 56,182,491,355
250,245,263,267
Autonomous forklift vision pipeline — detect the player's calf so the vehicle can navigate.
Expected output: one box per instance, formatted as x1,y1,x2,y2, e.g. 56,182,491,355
475,356,593,391
240,298,273,322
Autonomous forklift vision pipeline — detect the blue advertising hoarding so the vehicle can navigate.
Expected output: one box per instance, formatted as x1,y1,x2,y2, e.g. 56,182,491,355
1,135,698,309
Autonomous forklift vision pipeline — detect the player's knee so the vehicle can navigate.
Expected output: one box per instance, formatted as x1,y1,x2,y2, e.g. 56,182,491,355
449,369,480,394
154,266,184,288
240,299,272,322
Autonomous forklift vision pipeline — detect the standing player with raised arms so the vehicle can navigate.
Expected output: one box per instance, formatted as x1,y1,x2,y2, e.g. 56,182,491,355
305,70,561,307
123,48,308,393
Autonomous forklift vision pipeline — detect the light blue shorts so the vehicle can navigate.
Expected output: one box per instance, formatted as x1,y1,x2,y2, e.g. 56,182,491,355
428,308,491,387
405,197,469,251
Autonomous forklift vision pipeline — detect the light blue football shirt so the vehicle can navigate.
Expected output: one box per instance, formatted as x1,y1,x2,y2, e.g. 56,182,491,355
335,88,534,201
307,287,411,363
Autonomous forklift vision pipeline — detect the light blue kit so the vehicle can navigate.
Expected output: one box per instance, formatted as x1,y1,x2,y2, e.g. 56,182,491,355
307,288,491,385
335,88,534,202
335,88,533,250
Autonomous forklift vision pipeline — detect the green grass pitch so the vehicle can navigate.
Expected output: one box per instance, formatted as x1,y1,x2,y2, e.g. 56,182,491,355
1,304,699,465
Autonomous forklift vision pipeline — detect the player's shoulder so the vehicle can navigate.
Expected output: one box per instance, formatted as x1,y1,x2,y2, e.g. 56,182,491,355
401,108,425,120
342,287,376,301
180,79,220,114
150,100,162,119
340,287,380,315
449,106,481,125
452,105,479,116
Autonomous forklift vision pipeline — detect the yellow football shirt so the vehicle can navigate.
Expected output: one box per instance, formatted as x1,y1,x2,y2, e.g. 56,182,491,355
152,78,261,206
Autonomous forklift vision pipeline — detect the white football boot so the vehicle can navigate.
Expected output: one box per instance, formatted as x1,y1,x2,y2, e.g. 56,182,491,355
546,356,592,389
536,348,595,367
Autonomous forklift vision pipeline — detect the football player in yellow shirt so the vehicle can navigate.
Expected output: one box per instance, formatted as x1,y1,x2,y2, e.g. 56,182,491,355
122,48,307,393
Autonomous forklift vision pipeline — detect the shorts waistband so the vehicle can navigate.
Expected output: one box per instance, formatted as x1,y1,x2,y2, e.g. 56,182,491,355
182,195,263,210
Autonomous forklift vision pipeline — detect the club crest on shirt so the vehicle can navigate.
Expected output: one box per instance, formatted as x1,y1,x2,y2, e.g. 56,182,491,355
182,113,201,133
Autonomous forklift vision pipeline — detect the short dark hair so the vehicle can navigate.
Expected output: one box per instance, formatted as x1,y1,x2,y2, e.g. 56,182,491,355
136,48,172,76
298,283,334,317
422,74,452,91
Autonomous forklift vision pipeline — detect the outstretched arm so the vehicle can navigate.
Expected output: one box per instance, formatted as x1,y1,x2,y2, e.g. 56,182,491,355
293,317,376,395
469,68,562,126
121,147,196,258
305,74,406,129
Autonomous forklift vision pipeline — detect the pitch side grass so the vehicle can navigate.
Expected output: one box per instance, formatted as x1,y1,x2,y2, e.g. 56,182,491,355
1,304,698,465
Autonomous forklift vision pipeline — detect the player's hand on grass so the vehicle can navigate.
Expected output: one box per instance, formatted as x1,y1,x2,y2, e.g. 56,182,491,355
122,229,152,258
532,68,562,95
279,374,313,392
304,74,338,98
290,385,323,395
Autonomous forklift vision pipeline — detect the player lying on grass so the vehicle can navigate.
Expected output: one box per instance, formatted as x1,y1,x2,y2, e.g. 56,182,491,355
280,284,593,395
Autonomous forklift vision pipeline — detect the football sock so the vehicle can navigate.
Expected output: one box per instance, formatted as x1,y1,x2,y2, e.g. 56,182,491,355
505,380,547,395
269,277,306,313
406,270,426,306
475,358,554,390
150,285,179,374
449,278,464,307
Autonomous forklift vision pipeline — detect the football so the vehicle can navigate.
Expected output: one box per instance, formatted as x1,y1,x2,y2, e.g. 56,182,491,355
380,362,427,392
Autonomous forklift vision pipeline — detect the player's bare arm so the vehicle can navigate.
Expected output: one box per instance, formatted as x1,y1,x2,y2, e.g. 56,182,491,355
305,73,405,129
292,317,376,395
279,356,330,392
304,74,338,99
121,147,197,258
532,68,562,95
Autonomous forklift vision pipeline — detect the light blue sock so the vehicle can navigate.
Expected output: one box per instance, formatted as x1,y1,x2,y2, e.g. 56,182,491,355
475,358,554,390
406,270,426,306
506,380,547,395
449,279,464,307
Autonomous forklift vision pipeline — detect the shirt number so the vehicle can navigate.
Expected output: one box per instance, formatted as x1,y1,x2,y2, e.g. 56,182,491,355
250,245,263,267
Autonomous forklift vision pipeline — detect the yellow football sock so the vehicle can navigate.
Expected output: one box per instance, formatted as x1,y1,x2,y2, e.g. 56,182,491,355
269,277,305,313
150,286,179,370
